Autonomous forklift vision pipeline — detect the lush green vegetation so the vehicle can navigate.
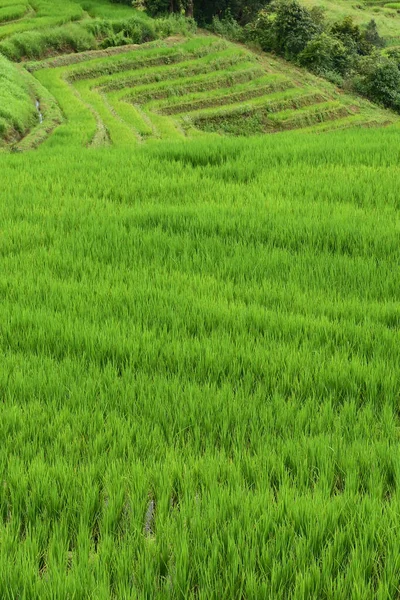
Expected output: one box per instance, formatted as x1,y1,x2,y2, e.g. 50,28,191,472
245,2,400,112
5,35,393,150
130,0,400,114
0,53,37,141
300,0,400,46
0,0,195,60
2,0,400,597
1,124,400,599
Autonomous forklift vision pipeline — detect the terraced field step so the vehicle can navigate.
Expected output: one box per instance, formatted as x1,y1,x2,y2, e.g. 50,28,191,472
111,65,266,104
65,39,232,82
268,101,352,130
92,52,256,93
298,113,395,134
191,89,329,121
24,34,399,149
194,100,356,135
26,37,200,71
153,76,294,115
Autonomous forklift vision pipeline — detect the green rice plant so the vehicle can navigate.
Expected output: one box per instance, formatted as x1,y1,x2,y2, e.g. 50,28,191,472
0,4,28,23
0,53,37,143
1,127,400,596
0,0,195,60
153,75,294,115
19,35,396,147
112,64,265,104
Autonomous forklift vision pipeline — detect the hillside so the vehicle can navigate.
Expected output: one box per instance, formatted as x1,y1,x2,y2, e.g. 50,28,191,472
1,35,398,150
1,1,400,599
301,0,400,47
0,54,37,141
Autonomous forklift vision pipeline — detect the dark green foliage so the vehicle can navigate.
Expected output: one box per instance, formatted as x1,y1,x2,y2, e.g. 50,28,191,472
194,0,264,25
299,32,351,76
244,0,321,58
141,0,171,17
245,1,398,114
386,46,400,67
211,10,244,42
361,19,385,53
353,54,400,110
274,0,320,59
245,10,277,52
136,0,263,24
331,16,361,53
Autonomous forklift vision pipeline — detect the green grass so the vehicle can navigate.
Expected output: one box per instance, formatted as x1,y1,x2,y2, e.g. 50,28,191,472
1,127,400,598
0,0,194,60
2,5,400,597
0,53,37,143
301,0,400,46
0,3,28,23
14,35,394,148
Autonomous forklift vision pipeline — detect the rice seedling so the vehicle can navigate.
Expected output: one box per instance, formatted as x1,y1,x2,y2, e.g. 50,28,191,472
0,128,400,597
0,53,37,143
1,3,400,597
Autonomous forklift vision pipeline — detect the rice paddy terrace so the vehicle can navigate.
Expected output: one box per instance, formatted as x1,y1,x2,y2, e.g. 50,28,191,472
2,2,400,599
2,34,398,150
0,0,138,39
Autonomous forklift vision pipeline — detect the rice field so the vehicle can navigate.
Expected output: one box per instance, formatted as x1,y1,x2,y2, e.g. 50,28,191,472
0,52,37,140
2,1,400,598
0,0,141,39
1,126,400,599
301,0,400,46
3,34,396,150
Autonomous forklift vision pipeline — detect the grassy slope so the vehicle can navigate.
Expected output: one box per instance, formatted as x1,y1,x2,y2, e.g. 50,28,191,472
301,0,400,46
0,128,400,598
10,35,394,150
0,53,37,143
0,0,142,39
1,2,400,598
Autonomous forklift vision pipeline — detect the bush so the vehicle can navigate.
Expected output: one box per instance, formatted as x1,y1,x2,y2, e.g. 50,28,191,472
211,11,244,41
249,0,321,58
245,10,277,52
331,16,361,52
274,0,320,59
298,32,351,76
361,19,385,50
352,53,400,110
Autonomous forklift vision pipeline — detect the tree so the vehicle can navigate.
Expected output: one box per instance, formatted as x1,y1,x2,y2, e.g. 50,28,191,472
353,53,400,110
185,0,194,17
247,9,277,52
274,0,320,59
298,32,351,76
133,0,264,23
331,16,361,54
361,19,384,52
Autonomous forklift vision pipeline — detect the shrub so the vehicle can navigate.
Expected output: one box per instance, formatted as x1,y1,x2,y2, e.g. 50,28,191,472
299,32,351,76
352,53,400,110
244,9,277,51
274,0,320,59
211,10,244,41
361,19,385,52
